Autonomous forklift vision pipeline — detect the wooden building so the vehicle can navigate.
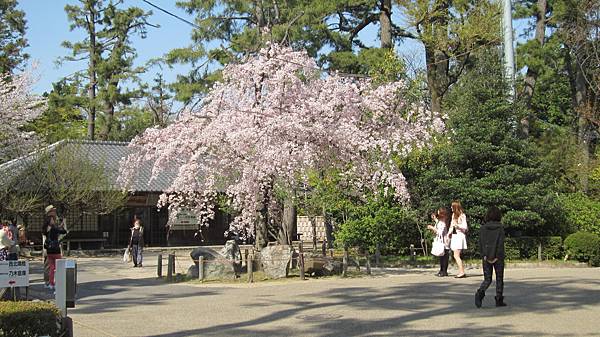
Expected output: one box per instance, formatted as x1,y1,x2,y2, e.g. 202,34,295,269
0,140,230,249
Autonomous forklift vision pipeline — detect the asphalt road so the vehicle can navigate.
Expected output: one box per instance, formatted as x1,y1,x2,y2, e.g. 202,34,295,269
26,254,600,337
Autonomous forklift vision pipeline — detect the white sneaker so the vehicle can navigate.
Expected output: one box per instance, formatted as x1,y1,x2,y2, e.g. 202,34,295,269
44,283,51,289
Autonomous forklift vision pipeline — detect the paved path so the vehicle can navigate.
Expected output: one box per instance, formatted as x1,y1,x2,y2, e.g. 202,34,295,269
27,254,600,337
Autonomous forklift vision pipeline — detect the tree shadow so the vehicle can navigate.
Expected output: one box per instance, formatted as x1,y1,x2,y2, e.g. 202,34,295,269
144,276,600,337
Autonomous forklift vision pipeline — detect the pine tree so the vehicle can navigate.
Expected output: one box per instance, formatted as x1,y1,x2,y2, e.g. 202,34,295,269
0,0,28,73
61,0,153,140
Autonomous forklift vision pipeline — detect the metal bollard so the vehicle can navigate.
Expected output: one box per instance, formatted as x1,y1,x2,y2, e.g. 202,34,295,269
409,244,416,264
198,256,205,281
157,254,162,278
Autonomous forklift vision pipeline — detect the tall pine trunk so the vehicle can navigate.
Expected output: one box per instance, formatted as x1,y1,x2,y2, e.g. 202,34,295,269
380,0,392,49
521,0,547,137
87,9,97,140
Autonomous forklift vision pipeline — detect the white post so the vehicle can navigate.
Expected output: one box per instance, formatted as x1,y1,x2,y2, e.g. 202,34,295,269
55,259,76,318
503,0,516,98
55,259,67,317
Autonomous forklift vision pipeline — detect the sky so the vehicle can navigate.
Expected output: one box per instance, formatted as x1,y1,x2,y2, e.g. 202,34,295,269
17,1,529,95
18,0,195,94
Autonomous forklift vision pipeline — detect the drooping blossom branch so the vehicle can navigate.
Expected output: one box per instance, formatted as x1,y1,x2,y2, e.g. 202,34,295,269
119,43,444,238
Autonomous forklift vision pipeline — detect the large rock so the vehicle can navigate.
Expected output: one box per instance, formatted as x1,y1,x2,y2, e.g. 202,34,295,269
305,255,341,276
260,245,292,279
188,240,242,280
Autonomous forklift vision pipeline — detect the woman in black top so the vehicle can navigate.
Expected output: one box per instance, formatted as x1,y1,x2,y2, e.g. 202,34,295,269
128,217,144,267
43,213,67,290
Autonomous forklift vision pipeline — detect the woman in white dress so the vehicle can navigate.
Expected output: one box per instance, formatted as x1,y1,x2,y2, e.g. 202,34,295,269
450,200,468,278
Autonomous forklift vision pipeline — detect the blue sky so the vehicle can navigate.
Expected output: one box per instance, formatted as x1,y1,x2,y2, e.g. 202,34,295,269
19,0,194,94
18,1,529,95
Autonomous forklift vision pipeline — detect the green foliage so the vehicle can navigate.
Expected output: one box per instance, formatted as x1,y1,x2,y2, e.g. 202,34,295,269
335,193,419,254
61,0,153,140
96,107,155,142
504,236,563,260
0,301,61,337
0,0,28,73
0,142,127,218
590,249,600,267
517,36,574,128
558,193,600,236
26,78,87,144
403,50,563,236
564,231,600,262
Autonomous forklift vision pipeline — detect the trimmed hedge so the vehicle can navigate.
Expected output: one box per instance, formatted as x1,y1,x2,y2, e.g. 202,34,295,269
0,301,61,337
464,235,562,260
504,236,563,260
564,231,600,263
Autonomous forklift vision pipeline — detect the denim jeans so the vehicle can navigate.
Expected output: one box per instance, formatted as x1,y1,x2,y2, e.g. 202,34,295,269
132,244,143,266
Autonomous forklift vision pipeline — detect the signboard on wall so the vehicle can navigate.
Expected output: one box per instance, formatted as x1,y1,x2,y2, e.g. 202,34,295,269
126,195,148,207
0,260,29,288
171,209,199,230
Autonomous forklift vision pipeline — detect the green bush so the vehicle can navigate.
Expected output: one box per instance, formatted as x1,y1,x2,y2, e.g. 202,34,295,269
590,248,600,267
335,194,419,254
0,301,61,337
502,236,562,260
564,231,600,263
540,236,563,260
559,193,600,236
504,238,521,260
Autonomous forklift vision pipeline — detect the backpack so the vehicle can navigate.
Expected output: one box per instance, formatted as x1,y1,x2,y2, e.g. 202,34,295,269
45,239,60,251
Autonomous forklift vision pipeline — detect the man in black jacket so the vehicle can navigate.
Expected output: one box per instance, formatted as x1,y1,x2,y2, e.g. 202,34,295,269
475,206,507,308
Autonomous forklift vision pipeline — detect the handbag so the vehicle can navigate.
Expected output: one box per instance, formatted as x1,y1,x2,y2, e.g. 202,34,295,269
431,235,446,257
123,247,131,263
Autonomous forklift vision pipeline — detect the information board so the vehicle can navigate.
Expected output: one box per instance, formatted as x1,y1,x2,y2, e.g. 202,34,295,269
0,260,29,288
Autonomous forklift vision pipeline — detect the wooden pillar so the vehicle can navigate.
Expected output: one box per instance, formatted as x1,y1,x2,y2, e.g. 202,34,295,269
342,247,349,277
248,251,254,283
157,254,162,278
299,241,306,280
198,256,205,281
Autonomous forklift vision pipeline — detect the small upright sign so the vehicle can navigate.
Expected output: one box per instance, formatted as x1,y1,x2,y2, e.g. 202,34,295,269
0,260,29,288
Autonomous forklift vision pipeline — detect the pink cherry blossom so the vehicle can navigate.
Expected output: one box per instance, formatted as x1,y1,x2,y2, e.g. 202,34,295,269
0,70,46,163
119,43,444,239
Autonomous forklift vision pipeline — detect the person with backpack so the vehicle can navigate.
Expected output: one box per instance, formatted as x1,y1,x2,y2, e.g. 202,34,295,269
128,216,144,267
475,206,507,308
427,207,451,277
43,205,68,291
450,200,468,278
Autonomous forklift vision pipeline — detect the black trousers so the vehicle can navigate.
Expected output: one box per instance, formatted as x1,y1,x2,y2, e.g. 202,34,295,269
439,249,450,273
478,258,504,296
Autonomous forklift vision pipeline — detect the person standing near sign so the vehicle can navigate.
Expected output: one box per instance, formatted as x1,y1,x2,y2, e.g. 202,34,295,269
128,216,144,267
43,205,68,291
0,220,15,261
6,221,19,261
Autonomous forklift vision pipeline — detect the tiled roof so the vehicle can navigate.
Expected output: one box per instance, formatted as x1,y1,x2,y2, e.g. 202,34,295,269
0,140,177,193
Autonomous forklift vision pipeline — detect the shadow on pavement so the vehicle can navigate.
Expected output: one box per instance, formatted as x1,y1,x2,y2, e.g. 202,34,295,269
143,276,600,337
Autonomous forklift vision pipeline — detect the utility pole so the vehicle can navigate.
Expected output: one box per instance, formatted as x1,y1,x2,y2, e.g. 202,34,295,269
503,0,516,99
